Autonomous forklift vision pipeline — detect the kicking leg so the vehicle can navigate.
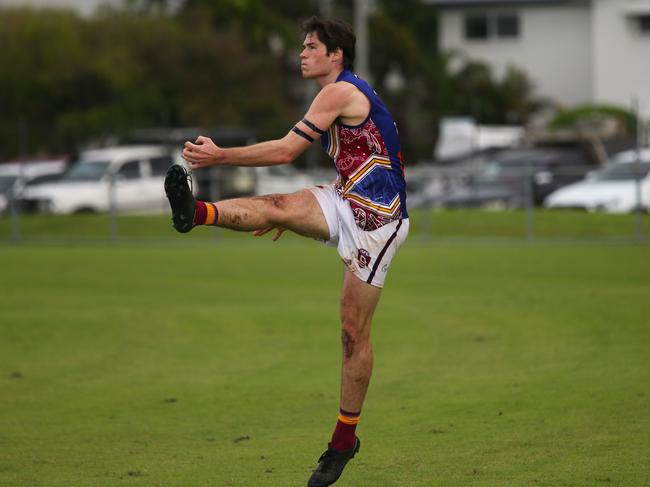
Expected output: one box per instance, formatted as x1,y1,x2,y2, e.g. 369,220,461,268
215,192,328,239
165,165,329,240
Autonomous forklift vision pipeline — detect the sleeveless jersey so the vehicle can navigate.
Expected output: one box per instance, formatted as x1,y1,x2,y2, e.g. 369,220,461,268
319,70,408,231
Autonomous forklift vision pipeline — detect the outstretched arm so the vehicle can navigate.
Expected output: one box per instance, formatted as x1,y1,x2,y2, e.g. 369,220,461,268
182,134,309,168
182,82,356,169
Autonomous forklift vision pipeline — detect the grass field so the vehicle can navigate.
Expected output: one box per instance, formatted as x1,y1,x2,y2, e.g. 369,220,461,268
1,214,650,486
1,208,649,242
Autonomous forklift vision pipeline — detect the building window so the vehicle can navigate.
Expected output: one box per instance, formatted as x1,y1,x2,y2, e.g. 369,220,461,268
497,13,519,38
464,11,520,41
640,15,650,34
465,14,489,39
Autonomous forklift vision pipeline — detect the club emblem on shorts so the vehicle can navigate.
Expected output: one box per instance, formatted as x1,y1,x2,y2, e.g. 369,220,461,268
357,249,372,269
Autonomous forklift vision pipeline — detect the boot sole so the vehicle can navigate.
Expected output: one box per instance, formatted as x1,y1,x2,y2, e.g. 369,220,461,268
164,165,195,233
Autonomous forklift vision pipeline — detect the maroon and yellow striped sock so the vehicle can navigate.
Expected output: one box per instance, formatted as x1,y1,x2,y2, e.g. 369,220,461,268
194,201,219,226
330,408,360,451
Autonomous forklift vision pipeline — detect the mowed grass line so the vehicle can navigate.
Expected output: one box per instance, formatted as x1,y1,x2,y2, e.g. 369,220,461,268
1,241,649,486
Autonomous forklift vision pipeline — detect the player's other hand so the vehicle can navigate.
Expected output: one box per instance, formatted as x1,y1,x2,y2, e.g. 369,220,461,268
182,136,222,168
253,226,286,242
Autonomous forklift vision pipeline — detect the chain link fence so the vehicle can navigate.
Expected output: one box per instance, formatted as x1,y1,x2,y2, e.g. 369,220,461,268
1,158,649,244
407,152,649,242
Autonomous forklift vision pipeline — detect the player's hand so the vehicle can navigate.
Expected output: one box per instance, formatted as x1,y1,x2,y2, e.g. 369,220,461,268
253,226,286,242
182,136,222,169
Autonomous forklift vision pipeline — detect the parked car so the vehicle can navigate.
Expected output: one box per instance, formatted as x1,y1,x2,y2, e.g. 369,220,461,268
125,127,336,199
127,127,259,201
544,149,650,213
463,145,601,208
409,143,603,209
254,165,332,196
19,145,183,214
0,159,68,213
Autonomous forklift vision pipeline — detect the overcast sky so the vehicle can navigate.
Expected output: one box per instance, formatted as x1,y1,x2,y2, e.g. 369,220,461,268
0,0,122,16
0,0,184,16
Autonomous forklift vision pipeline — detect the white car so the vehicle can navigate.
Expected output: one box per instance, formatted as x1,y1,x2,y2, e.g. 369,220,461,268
544,149,650,213
254,165,332,196
20,145,182,214
0,159,68,213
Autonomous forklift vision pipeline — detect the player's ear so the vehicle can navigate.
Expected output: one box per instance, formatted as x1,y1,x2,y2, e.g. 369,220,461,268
330,48,343,65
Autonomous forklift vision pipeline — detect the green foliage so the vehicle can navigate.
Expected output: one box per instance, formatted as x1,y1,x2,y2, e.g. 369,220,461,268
365,1,441,160
181,0,317,47
0,1,542,163
368,1,541,159
370,0,437,80
0,9,89,155
435,59,543,125
549,104,637,135
0,7,295,159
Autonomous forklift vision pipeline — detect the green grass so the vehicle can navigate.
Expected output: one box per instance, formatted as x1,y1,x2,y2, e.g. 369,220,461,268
1,209,649,242
1,221,650,486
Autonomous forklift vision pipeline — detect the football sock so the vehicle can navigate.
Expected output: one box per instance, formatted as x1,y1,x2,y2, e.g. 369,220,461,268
194,201,219,226
330,408,360,451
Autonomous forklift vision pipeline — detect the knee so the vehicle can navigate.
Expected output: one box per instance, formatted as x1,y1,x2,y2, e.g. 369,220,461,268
340,316,371,360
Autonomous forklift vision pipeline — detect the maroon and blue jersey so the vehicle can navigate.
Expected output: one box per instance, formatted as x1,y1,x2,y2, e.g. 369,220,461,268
320,70,408,231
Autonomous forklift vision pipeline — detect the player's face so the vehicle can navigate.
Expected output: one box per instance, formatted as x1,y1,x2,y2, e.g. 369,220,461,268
300,32,336,79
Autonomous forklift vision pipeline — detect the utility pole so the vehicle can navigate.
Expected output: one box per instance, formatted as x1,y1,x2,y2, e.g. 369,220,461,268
354,0,371,82
633,97,645,241
304,0,335,169
304,0,372,167
10,118,28,243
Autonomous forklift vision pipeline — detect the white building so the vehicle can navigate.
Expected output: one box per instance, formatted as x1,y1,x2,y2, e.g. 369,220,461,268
428,0,650,118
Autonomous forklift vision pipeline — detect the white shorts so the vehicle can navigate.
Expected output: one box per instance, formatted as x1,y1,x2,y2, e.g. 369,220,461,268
309,184,409,288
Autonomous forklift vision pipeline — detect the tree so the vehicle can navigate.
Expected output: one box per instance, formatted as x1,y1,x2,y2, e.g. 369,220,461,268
179,0,318,49
442,60,542,125
0,1,544,162
0,7,296,159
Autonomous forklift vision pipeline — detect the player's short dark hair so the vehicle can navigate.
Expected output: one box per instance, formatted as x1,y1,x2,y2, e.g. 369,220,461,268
301,16,355,71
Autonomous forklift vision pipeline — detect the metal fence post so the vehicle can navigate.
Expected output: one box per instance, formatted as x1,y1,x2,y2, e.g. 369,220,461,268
108,174,119,244
209,169,220,242
421,203,431,242
525,164,535,242
10,118,29,244
633,97,645,241
9,187,22,243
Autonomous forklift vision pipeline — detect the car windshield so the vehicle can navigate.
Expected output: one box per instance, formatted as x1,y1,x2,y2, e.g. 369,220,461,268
594,162,650,182
475,148,587,183
0,175,18,193
476,152,539,182
63,161,110,181
26,173,62,186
